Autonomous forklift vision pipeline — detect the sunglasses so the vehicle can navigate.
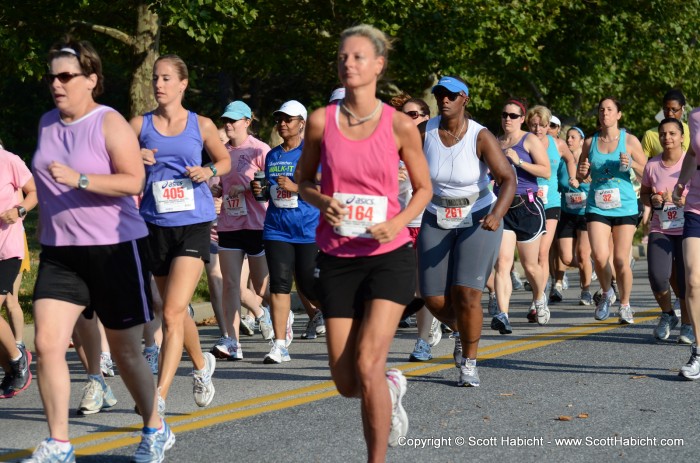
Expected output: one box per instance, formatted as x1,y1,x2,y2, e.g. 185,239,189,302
403,110,426,119
434,89,462,102
44,72,84,84
274,115,302,124
549,123,560,129
501,112,522,120
222,117,244,125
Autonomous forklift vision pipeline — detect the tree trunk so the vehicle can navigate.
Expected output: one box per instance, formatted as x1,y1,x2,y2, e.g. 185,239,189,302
130,3,160,118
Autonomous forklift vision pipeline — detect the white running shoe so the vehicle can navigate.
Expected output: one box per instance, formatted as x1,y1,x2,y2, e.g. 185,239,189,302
143,345,159,375
100,352,115,377
193,352,216,407
24,439,76,463
132,418,175,463
618,304,635,324
78,378,117,415
257,306,275,340
427,317,442,347
285,311,295,347
263,342,291,364
386,369,408,447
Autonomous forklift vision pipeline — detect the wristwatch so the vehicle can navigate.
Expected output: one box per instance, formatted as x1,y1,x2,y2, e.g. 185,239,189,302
78,173,89,190
16,206,27,219
517,158,524,166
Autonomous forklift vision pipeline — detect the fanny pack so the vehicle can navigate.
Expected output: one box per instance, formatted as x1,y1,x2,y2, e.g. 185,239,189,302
431,188,490,208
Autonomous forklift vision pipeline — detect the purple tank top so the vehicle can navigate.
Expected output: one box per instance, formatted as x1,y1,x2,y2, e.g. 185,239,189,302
495,132,539,195
32,106,148,246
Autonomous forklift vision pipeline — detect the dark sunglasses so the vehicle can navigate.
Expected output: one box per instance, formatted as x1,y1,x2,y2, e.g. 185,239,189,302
501,112,522,120
44,72,84,84
403,110,426,119
434,89,462,101
222,117,243,125
549,123,560,129
274,115,302,124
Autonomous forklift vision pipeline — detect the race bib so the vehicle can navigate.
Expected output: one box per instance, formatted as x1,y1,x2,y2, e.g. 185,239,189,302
565,191,587,210
153,179,195,213
223,193,248,216
658,204,684,230
436,205,474,229
594,188,621,210
332,192,388,238
271,184,298,209
537,185,549,205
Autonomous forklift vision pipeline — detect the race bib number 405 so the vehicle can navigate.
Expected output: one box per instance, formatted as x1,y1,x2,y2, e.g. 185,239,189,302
594,188,621,210
332,192,388,238
153,179,195,213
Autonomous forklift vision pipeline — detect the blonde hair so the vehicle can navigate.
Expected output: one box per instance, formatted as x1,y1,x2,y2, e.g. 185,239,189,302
526,105,552,127
340,24,393,75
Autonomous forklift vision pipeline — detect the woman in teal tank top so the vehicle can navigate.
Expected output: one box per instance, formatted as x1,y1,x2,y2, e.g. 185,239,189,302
526,106,577,312
577,97,647,324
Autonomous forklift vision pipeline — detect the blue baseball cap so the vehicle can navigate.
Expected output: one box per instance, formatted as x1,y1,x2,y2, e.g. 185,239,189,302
432,76,469,96
221,101,252,120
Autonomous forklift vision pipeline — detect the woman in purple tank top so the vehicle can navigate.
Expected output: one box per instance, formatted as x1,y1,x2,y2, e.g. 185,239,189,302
297,24,431,460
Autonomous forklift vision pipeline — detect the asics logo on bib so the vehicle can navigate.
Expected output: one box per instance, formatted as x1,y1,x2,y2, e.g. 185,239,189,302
160,179,187,189
345,196,375,205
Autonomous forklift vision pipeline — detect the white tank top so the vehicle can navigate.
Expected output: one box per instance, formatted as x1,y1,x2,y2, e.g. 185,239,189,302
424,116,495,216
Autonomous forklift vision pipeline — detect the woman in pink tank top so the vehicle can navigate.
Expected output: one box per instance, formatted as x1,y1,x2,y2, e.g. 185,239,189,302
296,24,431,460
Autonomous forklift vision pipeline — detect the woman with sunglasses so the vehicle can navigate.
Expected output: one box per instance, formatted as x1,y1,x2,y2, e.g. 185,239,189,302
29,39,171,462
131,54,230,415
641,89,690,158
296,24,431,458
212,100,276,360
417,76,515,386
577,97,646,323
525,106,577,308
250,100,320,363
492,99,551,334
556,127,594,306
641,119,693,343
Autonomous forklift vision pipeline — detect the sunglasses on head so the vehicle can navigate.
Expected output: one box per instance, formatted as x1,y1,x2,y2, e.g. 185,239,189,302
44,72,84,84
274,115,302,124
501,112,522,120
403,110,426,119
434,89,462,102
549,122,560,129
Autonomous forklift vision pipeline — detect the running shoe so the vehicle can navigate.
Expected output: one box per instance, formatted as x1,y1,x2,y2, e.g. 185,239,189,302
535,296,550,325
211,336,235,360
579,290,593,306
510,270,524,291
398,316,412,328
453,335,462,368
256,306,275,341
562,273,569,290
408,338,432,362
593,288,617,307
427,317,442,347
301,311,322,340
491,313,512,334
192,352,216,407
526,303,537,323
591,269,598,281
187,303,195,319
4,346,32,398
594,292,613,321
386,369,408,447
263,342,291,364
314,311,326,335
611,280,619,298
0,372,13,399
618,304,635,324
23,438,76,463
100,352,115,377
487,292,499,317
548,284,563,304
679,345,700,380
678,324,695,345
285,311,295,347
654,312,679,340
457,358,480,387
523,280,533,292
134,387,165,418
78,378,117,415
441,323,453,334
143,345,159,375
673,298,682,319
239,315,256,337
132,418,176,463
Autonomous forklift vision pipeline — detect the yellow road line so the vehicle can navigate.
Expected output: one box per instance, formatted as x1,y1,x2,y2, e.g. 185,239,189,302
3,311,660,460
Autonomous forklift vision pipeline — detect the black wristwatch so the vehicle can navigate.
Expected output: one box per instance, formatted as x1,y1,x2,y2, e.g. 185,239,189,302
16,206,27,219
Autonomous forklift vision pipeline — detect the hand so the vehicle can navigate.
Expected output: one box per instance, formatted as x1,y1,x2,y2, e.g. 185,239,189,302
367,219,402,243
185,165,210,184
141,148,157,165
650,187,665,208
210,183,223,197
227,184,245,197
213,196,223,215
398,166,408,183
503,148,518,164
0,208,20,225
568,177,580,189
48,161,80,188
251,181,263,196
322,197,347,227
276,175,296,192
577,159,590,179
619,152,631,171
672,183,686,207
480,212,502,231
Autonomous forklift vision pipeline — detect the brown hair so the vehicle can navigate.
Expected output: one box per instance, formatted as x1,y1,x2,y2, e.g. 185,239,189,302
48,37,104,98
154,54,189,81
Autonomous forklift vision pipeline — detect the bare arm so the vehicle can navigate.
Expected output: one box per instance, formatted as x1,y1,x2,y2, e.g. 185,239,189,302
556,138,579,188
478,129,516,231
184,115,232,183
520,134,551,178
49,111,145,196
576,138,593,181
625,133,647,178
673,144,695,206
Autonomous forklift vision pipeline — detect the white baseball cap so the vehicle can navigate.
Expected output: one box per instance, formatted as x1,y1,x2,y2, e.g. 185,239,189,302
273,100,307,121
550,115,561,126
329,87,345,103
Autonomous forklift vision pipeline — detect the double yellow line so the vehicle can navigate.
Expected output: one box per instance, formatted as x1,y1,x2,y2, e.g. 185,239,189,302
2,310,658,460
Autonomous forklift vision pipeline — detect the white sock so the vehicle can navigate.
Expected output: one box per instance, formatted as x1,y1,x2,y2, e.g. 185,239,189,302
275,339,286,348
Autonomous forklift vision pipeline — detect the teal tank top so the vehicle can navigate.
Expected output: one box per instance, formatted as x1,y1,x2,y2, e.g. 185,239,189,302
537,135,561,210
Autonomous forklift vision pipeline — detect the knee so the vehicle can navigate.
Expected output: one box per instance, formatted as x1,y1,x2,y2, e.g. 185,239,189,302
329,366,359,398
423,296,445,313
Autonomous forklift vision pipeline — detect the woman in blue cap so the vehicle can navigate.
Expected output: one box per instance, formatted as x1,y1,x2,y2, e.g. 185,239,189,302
418,76,516,386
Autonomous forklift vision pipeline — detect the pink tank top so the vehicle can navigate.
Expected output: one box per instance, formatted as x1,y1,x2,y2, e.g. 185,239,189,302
317,102,409,257
685,108,700,215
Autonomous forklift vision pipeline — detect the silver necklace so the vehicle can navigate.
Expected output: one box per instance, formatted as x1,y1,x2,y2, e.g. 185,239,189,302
440,118,466,142
341,99,382,124
600,131,620,143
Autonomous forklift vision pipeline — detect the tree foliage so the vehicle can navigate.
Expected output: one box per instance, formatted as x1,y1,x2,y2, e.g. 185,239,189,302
1,0,699,157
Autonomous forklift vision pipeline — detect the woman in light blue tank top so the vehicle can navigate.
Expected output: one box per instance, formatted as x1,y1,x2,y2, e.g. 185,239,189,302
526,106,578,308
577,97,647,324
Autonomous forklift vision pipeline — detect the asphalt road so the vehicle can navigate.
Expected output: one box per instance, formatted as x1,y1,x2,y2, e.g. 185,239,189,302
1,259,697,463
